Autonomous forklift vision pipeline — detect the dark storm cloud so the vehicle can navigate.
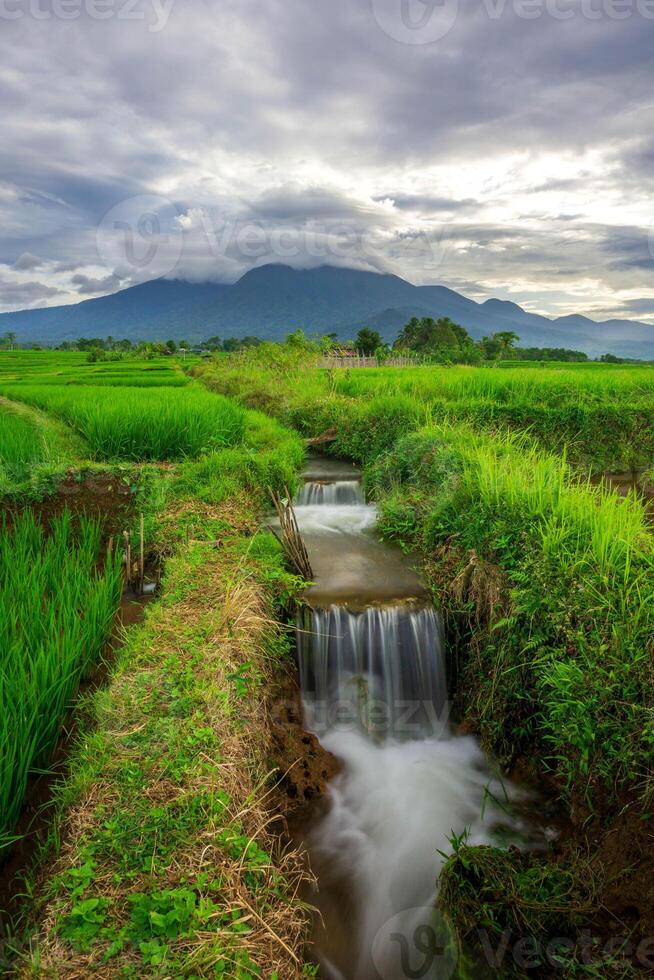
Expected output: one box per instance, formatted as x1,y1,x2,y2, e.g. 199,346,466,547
0,0,651,314
616,297,654,318
600,226,654,272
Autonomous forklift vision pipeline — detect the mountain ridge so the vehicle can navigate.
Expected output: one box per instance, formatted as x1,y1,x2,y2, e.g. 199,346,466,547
1,264,653,358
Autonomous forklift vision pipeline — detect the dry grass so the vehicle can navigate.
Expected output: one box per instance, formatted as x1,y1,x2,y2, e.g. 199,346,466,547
449,549,509,626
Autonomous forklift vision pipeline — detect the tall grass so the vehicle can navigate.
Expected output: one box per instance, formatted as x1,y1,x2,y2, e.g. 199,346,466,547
0,386,246,461
198,354,654,470
0,409,50,483
0,511,123,852
332,364,654,407
365,422,654,796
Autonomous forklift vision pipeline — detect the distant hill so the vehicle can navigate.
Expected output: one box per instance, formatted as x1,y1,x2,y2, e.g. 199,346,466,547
2,263,653,358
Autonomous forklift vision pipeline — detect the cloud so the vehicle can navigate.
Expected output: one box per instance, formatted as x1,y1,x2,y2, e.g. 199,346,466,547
0,0,651,318
0,277,64,309
71,273,123,295
13,251,44,271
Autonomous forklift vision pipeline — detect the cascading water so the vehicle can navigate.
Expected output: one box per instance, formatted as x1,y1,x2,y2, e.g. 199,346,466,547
291,457,518,980
296,480,365,506
297,604,447,739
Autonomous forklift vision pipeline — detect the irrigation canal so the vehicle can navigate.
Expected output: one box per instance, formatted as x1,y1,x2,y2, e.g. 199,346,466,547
290,456,520,980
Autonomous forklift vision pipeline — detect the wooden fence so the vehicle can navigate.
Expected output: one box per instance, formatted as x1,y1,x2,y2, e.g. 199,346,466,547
315,356,417,369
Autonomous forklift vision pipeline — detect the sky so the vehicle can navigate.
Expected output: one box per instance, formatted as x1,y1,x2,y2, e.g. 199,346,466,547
0,0,653,322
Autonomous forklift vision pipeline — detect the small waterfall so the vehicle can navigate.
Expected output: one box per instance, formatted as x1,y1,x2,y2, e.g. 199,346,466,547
296,480,365,506
292,457,519,980
298,604,447,739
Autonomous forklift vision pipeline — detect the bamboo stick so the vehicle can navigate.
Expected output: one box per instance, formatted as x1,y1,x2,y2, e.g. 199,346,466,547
123,530,131,591
270,488,313,580
139,513,145,595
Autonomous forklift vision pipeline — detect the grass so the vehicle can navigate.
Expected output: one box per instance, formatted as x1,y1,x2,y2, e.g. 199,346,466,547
197,350,654,472
0,398,85,492
15,449,311,978
196,347,654,968
27,539,307,977
0,385,246,462
332,364,654,406
437,840,609,977
367,424,654,798
329,365,654,471
0,409,52,484
0,351,189,388
0,511,123,854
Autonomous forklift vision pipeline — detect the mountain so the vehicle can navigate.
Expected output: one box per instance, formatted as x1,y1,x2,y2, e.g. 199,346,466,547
1,263,653,358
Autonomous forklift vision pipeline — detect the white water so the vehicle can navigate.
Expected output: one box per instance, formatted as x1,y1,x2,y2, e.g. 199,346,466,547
293,462,518,980
298,605,447,739
293,502,378,536
311,732,512,979
296,479,365,506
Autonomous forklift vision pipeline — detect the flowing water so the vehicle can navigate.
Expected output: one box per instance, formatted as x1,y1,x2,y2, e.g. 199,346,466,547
292,458,518,980
296,480,365,506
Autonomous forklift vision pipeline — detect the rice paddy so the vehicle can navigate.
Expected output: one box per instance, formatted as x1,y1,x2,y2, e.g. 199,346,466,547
0,511,122,853
0,351,190,388
332,363,654,406
2,344,654,974
0,385,246,461
325,364,654,471
0,408,51,484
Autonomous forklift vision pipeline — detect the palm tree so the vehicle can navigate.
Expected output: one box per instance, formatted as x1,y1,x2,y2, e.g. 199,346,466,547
494,331,520,357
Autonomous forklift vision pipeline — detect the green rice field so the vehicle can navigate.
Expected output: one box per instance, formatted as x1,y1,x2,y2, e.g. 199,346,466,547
0,351,190,387
0,408,52,484
0,511,122,853
0,352,245,463
2,343,654,975
0,385,245,461
329,364,654,470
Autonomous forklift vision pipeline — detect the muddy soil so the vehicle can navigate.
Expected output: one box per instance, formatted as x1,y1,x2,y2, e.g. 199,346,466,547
268,672,340,820
0,470,137,533
593,803,654,936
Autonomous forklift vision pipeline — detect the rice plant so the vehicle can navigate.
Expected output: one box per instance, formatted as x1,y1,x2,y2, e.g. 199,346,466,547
0,386,246,461
332,364,654,407
0,511,123,852
0,408,50,483
0,351,191,388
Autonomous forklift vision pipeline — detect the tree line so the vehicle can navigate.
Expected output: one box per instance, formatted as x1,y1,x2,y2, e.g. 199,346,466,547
0,323,637,363
348,318,591,363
